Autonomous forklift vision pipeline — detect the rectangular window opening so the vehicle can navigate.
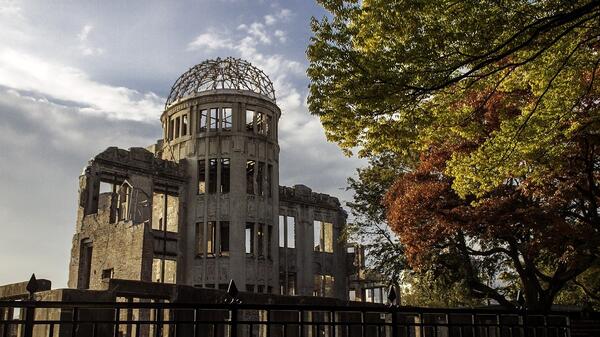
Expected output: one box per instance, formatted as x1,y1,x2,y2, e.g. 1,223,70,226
222,107,232,130
182,114,188,136
168,119,174,140
257,223,265,257
287,217,296,249
220,158,230,194
220,221,230,255
207,221,216,255
323,222,333,253
256,112,264,135
175,117,181,138
257,162,264,196
101,268,114,280
245,223,254,254
278,215,285,248
313,220,322,252
152,258,177,284
198,160,206,194
209,108,218,131
246,160,255,195
208,159,218,194
246,110,254,132
198,109,207,132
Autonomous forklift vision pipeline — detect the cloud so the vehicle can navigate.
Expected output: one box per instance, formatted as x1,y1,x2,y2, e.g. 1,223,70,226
187,31,234,51
264,8,292,26
238,22,271,44
0,87,159,286
77,24,104,56
77,24,93,41
274,30,287,43
0,48,163,121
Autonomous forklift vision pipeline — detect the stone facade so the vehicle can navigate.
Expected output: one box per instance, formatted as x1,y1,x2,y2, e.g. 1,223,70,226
67,58,353,300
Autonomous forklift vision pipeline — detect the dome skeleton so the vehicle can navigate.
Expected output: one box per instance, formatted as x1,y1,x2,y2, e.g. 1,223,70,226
165,57,276,108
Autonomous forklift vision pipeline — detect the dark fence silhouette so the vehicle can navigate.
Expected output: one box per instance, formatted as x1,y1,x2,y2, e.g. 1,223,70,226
0,299,579,337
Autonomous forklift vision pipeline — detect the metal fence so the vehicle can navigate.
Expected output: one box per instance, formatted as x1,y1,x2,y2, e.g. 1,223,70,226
0,300,571,337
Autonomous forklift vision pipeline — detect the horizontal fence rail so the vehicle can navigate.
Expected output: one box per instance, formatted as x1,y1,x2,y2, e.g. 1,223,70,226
0,300,572,337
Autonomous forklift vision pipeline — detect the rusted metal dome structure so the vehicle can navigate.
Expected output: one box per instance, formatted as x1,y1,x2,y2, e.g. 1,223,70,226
165,57,276,108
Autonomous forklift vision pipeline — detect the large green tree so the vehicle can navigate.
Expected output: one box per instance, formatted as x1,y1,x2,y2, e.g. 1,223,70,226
308,0,600,310
308,0,600,195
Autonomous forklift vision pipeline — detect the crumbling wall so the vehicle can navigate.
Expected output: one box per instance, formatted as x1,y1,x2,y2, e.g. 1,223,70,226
279,184,349,299
68,147,186,291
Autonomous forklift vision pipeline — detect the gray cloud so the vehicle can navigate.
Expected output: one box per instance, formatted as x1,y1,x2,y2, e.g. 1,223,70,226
0,89,159,286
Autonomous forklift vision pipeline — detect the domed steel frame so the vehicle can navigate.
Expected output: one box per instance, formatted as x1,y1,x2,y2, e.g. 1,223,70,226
165,57,276,108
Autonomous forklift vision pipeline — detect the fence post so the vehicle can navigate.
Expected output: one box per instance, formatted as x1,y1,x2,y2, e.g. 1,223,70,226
231,304,238,337
226,280,241,337
23,274,39,337
388,284,398,337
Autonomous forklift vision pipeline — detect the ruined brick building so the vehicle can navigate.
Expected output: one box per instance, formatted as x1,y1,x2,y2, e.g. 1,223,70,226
67,57,364,300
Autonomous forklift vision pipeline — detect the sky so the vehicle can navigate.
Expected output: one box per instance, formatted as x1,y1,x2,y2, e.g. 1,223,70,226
0,0,365,287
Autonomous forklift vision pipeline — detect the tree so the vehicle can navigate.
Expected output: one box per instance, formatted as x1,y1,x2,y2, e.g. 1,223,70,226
385,132,599,310
308,0,600,196
347,153,485,307
308,0,600,310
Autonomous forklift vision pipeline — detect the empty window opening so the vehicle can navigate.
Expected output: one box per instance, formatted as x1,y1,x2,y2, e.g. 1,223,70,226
222,107,232,130
266,115,273,136
280,272,297,296
182,114,188,136
257,223,265,257
220,158,230,194
220,221,230,255
349,290,357,301
78,240,93,290
256,112,265,135
101,268,114,280
198,159,206,194
152,192,179,233
99,181,114,194
313,274,335,297
98,181,116,220
209,108,218,131
279,215,296,249
206,221,216,255
168,119,174,140
245,223,254,254
174,117,180,138
118,183,131,221
257,285,265,293
287,217,296,248
246,160,255,194
267,164,273,197
208,159,218,194
198,109,207,132
278,215,285,248
246,284,255,292
246,110,254,132
314,220,333,253
152,258,176,284
257,162,264,196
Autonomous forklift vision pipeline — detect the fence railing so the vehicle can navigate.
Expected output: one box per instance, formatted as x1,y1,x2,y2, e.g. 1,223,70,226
0,300,571,337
